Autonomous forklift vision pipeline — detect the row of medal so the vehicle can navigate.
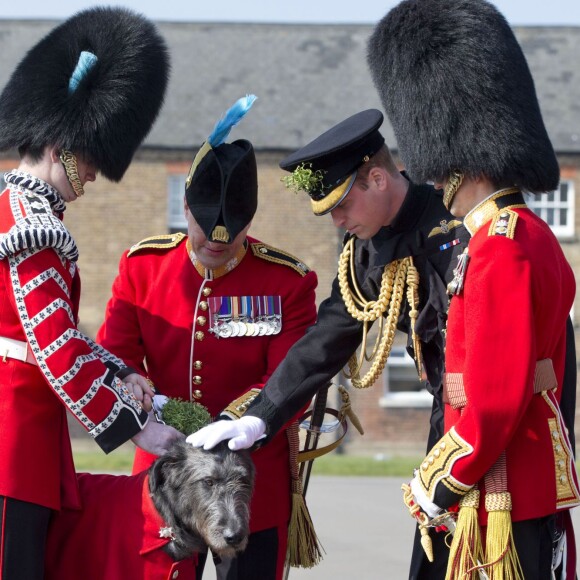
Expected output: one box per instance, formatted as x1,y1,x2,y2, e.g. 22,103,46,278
208,295,282,339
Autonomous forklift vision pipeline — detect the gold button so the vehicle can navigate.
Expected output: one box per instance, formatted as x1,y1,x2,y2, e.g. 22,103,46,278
558,460,566,469
195,331,205,341
196,316,207,326
422,462,428,471
172,571,180,579
194,360,203,370
560,474,568,484
440,442,446,450
193,375,202,385
555,444,563,455
552,430,560,441
428,456,434,464
434,449,441,458
199,301,208,311
202,287,212,296
193,390,202,400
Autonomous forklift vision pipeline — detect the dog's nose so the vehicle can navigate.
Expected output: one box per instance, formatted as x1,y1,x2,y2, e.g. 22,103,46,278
224,530,245,546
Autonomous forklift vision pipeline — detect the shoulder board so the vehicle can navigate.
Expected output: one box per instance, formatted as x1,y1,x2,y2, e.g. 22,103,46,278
128,232,187,257
250,242,311,276
427,219,463,238
488,209,518,239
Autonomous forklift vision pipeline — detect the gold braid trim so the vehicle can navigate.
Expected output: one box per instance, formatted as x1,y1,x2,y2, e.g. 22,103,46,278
59,150,85,198
338,236,422,389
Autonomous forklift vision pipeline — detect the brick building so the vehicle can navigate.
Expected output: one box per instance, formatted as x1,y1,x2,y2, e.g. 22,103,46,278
1,20,579,453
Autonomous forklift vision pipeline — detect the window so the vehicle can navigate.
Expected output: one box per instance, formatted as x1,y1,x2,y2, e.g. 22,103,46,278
167,173,187,233
525,180,575,239
379,339,432,408
0,173,6,191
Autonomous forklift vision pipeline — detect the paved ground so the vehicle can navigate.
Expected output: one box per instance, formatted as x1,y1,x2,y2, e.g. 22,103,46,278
203,475,580,580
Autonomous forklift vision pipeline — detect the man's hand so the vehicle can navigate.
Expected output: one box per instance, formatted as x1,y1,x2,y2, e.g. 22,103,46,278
131,416,184,456
186,416,266,451
123,373,155,412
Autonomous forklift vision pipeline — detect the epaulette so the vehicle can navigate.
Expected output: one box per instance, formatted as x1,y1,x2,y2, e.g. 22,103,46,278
250,242,311,276
488,209,518,239
127,232,187,257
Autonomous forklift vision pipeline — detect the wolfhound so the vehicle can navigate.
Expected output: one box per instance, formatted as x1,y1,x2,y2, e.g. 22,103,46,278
44,440,255,580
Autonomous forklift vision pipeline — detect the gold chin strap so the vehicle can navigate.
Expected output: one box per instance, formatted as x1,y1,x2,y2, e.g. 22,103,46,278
59,150,85,198
338,236,423,389
443,170,464,210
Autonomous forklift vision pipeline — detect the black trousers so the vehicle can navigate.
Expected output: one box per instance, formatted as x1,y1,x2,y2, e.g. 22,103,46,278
196,526,284,580
0,496,51,580
409,514,562,580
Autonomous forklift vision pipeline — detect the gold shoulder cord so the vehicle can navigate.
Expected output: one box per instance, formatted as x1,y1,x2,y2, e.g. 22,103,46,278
338,236,422,389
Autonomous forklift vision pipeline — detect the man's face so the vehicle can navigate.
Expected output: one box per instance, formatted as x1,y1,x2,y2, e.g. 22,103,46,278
329,171,399,239
185,202,250,270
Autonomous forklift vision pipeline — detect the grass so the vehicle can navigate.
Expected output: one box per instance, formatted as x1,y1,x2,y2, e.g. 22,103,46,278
72,442,422,476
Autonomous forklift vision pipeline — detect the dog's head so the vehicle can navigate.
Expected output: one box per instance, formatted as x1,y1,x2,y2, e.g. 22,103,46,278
149,440,255,560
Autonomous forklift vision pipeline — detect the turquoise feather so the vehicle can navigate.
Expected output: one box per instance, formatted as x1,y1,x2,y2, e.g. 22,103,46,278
207,94,257,147
68,51,98,95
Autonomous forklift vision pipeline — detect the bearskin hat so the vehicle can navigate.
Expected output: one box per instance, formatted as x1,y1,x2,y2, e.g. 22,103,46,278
0,6,169,182
367,0,559,194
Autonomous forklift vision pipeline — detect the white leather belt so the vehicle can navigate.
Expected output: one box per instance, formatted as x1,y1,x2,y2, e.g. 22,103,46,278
0,336,37,366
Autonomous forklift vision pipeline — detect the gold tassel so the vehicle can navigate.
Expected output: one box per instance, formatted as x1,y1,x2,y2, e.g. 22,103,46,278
286,478,324,568
484,492,523,580
445,488,483,580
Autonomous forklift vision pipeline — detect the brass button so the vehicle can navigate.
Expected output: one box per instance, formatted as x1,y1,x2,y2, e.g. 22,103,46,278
552,430,560,441
196,316,207,326
193,390,202,400
199,301,208,311
560,474,568,484
555,444,563,455
172,571,180,579
193,375,202,385
194,360,203,370
202,287,212,296
195,331,205,341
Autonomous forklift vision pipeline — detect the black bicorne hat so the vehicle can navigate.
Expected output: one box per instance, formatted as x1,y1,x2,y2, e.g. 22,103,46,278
0,6,169,182
185,96,258,243
280,109,385,216
367,0,559,194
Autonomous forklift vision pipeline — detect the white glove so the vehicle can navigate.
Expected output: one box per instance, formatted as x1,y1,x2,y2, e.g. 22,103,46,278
410,475,442,519
186,416,266,451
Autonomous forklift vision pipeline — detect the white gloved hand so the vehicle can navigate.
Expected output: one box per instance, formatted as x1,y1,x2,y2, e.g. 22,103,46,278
410,475,442,519
186,416,266,451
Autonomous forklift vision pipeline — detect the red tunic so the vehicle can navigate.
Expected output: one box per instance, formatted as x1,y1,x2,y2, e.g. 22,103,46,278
416,189,580,524
45,471,197,580
0,172,147,510
97,234,318,532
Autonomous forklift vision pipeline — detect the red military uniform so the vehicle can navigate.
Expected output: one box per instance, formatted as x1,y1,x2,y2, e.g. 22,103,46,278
45,471,197,580
97,233,317,533
0,172,148,511
416,189,580,524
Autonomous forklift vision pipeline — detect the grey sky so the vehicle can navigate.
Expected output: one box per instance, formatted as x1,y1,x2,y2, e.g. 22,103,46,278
0,0,579,25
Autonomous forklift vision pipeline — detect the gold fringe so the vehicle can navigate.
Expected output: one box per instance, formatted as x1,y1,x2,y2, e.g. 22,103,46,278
286,479,324,568
484,492,523,580
445,488,483,580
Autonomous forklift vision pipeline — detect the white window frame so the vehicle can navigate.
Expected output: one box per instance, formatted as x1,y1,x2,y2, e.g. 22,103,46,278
167,173,187,232
379,344,432,408
525,180,575,240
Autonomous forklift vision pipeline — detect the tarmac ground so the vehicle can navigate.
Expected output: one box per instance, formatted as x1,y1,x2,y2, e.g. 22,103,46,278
203,475,580,580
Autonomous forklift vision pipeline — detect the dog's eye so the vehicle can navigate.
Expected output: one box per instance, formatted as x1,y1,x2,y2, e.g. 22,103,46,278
204,478,214,487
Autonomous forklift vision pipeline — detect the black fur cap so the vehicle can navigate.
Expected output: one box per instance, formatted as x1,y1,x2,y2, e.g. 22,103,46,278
367,0,559,193
0,6,170,181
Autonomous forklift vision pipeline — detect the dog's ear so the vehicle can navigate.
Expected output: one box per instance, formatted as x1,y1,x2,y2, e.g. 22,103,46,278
149,440,189,492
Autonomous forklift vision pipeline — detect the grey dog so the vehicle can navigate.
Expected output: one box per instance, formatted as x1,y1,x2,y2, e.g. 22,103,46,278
44,440,255,579
150,439,255,560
